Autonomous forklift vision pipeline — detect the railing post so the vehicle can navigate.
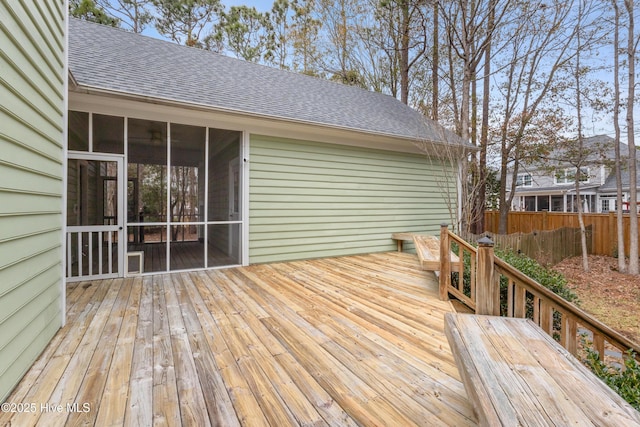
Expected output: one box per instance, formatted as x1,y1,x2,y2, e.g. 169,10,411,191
439,224,451,301
476,236,498,315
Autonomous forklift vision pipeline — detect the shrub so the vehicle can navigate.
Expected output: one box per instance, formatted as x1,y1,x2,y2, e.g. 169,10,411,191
495,248,579,304
584,346,640,411
450,246,579,309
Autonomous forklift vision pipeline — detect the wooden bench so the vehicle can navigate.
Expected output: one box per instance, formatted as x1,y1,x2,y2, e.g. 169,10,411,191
391,232,426,252
444,313,640,426
413,234,460,272
391,233,460,272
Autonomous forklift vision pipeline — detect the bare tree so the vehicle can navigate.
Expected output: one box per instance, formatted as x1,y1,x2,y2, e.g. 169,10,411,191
316,0,363,82
378,0,429,104
538,135,609,272
624,0,638,274
474,0,495,234
355,0,430,102
411,128,477,233
572,10,590,272
439,0,515,234
612,0,627,272
431,1,439,120
495,0,582,233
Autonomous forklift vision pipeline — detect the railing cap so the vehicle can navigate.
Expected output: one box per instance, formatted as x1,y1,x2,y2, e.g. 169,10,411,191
477,236,494,246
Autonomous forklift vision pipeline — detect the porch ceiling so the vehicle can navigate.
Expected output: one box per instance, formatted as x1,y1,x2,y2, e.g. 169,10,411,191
0,252,474,426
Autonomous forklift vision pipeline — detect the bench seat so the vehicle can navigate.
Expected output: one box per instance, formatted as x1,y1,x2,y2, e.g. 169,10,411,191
391,233,460,272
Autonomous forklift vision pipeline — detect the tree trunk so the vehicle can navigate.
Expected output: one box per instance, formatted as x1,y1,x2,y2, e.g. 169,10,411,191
575,185,590,272
475,0,494,234
432,2,439,121
625,0,638,274
574,20,589,272
498,154,511,234
470,72,479,233
400,1,410,105
612,0,627,271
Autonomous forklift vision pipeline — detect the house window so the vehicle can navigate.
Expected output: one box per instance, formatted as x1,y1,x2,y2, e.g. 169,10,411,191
551,195,564,212
554,168,589,184
516,173,532,187
537,196,549,211
601,197,616,212
524,196,536,211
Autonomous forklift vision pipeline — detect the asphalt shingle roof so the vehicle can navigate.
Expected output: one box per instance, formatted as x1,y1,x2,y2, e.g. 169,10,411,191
68,18,462,146
600,160,640,191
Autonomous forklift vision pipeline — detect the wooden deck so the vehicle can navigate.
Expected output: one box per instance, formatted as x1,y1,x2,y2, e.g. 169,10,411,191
1,252,475,427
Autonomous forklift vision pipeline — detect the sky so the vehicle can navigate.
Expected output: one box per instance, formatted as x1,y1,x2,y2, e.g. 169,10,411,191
125,0,637,141
137,0,272,45
226,0,270,11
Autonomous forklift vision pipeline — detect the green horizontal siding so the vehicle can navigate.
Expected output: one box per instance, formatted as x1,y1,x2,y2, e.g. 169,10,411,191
249,135,456,263
0,0,65,402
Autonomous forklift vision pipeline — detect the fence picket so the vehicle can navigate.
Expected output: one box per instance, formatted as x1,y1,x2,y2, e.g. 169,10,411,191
462,226,592,266
485,211,640,258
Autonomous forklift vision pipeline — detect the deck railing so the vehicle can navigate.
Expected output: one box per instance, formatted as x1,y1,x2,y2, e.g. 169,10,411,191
439,224,640,364
66,227,120,281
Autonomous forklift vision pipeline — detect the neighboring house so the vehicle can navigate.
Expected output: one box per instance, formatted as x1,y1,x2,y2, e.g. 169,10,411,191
1,12,467,401
598,162,640,213
507,135,640,213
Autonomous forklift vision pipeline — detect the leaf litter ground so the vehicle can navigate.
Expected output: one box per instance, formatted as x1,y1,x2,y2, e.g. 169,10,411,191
554,255,640,344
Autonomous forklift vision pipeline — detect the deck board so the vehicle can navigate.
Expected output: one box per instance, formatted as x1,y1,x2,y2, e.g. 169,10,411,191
1,252,475,426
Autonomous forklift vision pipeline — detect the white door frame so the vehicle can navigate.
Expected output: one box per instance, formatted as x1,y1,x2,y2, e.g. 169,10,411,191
66,151,125,281
228,156,241,257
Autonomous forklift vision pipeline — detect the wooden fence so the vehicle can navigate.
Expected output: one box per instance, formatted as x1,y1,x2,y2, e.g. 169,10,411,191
485,211,640,257
461,226,592,266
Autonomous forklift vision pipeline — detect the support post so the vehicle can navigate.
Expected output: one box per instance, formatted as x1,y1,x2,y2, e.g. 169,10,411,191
439,224,451,301
476,236,498,315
